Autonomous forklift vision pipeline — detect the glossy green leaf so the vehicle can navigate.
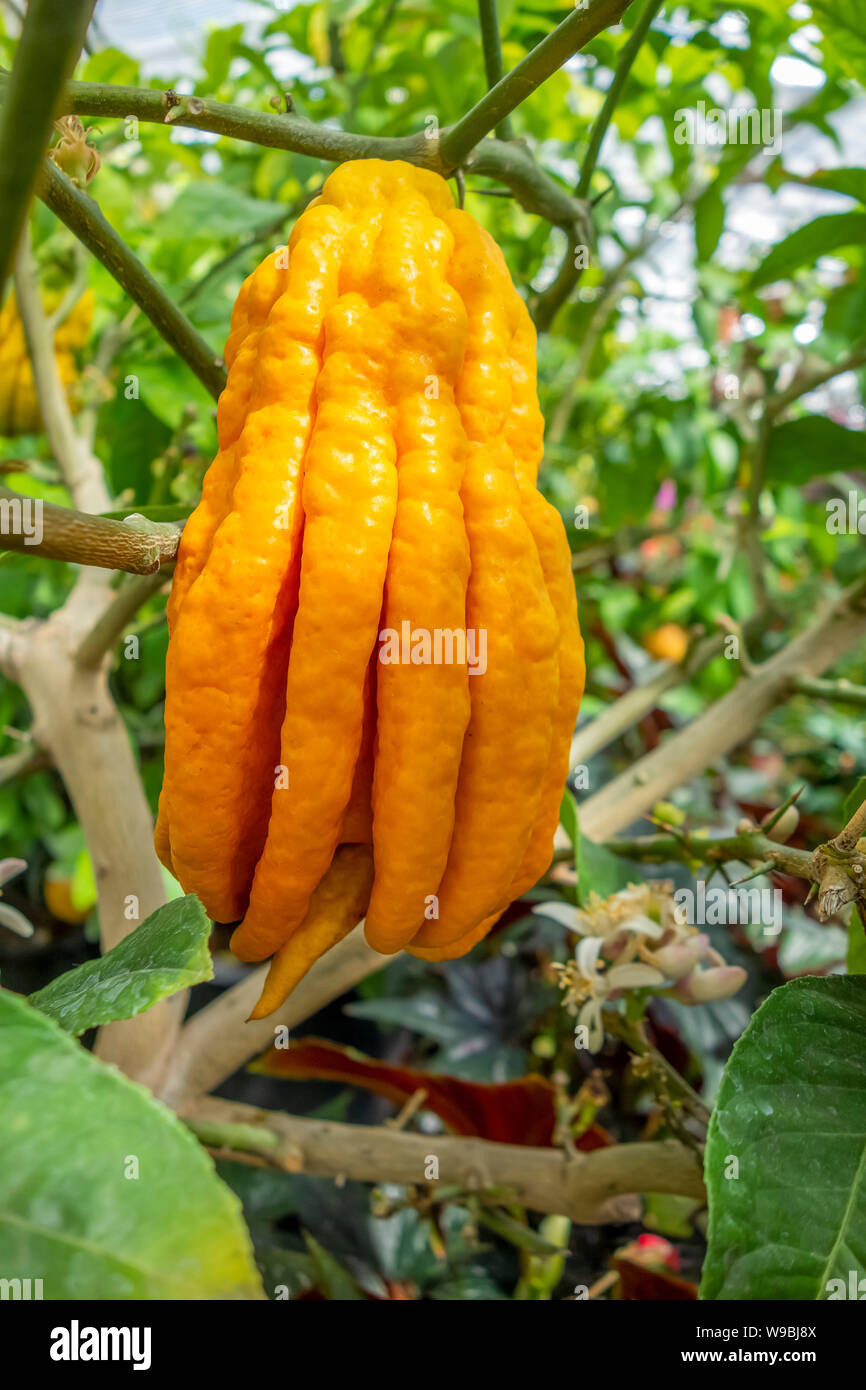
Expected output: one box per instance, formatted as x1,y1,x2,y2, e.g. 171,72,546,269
702,976,866,1300
29,894,212,1035
805,167,866,204
159,182,286,242
811,0,866,83
750,211,866,287
848,910,866,975
766,416,866,484
576,806,635,907
0,990,263,1299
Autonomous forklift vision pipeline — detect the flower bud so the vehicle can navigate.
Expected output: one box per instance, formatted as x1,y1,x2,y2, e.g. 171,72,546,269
673,964,747,1003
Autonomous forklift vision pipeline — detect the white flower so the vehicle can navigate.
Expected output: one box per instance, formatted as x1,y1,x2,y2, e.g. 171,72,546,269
565,936,666,1052
546,879,746,1049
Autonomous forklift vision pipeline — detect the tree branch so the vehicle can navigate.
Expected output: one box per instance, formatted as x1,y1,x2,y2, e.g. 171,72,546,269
468,139,590,227
0,485,180,573
21,77,597,231
766,340,866,420
570,614,771,769
832,794,866,856
0,0,95,291
51,79,431,164
51,5,632,185
578,579,866,841
602,828,813,879
793,675,866,709
37,159,226,399
159,923,388,1109
12,228,106,512
575,0,663,199
477,0,514,140
0,741,50,786
76,569,171,669
440,0,631,169
178,1094,706,1225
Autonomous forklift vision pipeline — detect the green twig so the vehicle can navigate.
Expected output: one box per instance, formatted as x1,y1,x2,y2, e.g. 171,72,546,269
602,827,814,880
575,0,663,199
478,0,514,140
76,569,171,669
793,676,866,710
441,0,631,169
37,159,227,399
766,340,866,420
0,0,95,292
604,1011,711,1130
2,74,591,229
184,1117,281,1160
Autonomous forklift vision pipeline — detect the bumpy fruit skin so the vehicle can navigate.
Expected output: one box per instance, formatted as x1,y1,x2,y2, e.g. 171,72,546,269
0,289,93,435
157,159,585,1017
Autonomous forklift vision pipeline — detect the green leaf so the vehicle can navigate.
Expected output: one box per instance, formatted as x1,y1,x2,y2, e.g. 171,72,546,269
0,990,263,1299
303,1233,366,1300
811,0,866,83
559,788,578,846
477,1205,567,1255
80,46,139,87
805,167,866,204
576,804,635,907
701,976,866,1300
99,504,193,523
843,777,866,826
766,416,866,485
847,909,866,975
750,212,866,287
29,895,212,1036
559,789,579,878
695,181,725,262
843,784,866,975
163,182,287,242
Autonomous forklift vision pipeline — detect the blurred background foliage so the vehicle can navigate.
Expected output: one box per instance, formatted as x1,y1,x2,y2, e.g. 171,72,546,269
1,0,865,1298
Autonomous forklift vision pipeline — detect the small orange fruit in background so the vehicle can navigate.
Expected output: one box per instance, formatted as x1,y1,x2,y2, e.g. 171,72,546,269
643,623,689,663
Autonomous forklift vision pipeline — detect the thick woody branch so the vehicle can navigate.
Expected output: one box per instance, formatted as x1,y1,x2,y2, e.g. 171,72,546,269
159,923,389,1109
578,579,866,842
179,1094,705,1225
13,230,107,512
570,622,762,768
12,590,183,1088
0,486,180,573
0,0,95,291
